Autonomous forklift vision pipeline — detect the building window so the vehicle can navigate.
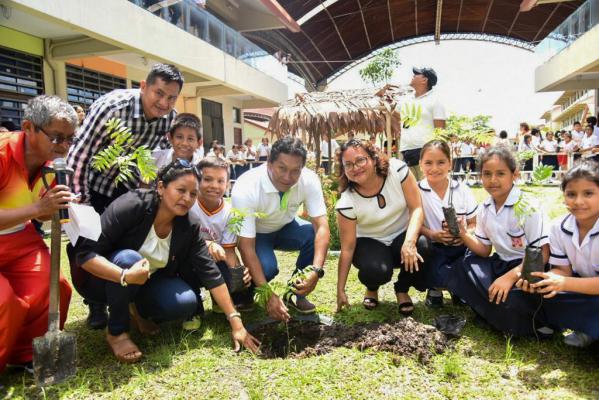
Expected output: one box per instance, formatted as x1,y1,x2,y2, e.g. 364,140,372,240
0,46,44,126
233,107,241,123
131,80,140,89
66,64,126,107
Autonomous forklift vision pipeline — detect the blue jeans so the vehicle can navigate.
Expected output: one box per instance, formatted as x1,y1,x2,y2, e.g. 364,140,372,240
74,249,199,336
255,217,314,287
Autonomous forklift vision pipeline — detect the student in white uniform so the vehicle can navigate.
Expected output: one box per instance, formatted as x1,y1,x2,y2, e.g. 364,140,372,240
256,137,270,162
418,141,478,307
320,133,340,172
232,137,329,321
151,113,203,170
518,161,599,347
189,157,252,309
539,131,559,170
580,125,599,162
335,139,425,316
447,146,550,337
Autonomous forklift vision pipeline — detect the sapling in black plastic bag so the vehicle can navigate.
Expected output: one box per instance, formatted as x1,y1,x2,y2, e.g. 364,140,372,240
442,177,461,237
521,245,544,284
442,206,460,237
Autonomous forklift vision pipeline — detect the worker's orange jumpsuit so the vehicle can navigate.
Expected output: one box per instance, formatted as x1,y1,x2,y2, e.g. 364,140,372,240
0,132,71,372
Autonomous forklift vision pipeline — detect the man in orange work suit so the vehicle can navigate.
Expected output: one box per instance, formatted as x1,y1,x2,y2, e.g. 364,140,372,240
0,95,77,373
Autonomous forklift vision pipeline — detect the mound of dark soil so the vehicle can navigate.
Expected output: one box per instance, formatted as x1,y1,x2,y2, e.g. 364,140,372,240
250,317,449,363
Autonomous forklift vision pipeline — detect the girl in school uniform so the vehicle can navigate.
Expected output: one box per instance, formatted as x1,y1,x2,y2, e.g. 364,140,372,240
447,146,550,336
418,140,478,307
518,161,599,347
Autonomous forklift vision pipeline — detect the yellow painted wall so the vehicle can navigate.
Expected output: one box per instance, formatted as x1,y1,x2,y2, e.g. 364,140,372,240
0,26,43,56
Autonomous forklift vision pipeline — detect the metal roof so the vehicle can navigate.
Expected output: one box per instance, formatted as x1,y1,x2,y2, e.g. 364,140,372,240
245,0,584,89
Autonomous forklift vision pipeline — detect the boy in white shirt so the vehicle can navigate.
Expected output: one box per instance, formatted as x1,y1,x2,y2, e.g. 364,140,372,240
189,157,252,309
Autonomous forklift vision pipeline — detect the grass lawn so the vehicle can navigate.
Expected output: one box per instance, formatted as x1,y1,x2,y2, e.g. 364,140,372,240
3,186,598,400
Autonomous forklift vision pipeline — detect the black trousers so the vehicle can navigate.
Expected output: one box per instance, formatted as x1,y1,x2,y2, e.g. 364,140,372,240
352,233,427,293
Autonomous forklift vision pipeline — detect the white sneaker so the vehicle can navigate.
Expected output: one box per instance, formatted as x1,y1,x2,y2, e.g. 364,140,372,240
563,331,594,348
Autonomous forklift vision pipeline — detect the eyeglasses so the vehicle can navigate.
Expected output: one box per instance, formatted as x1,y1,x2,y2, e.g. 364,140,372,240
342,156,369,171
36,126,78,145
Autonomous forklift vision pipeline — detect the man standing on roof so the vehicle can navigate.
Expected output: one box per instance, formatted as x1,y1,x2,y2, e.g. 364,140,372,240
399,67,446,180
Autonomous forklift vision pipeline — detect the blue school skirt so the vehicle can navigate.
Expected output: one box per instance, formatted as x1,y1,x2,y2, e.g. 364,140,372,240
423,241,467,289
542,277,599,339
447,252,544,337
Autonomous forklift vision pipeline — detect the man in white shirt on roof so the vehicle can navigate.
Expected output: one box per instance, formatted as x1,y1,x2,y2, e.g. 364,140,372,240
399,67,446,181
232,136,330,321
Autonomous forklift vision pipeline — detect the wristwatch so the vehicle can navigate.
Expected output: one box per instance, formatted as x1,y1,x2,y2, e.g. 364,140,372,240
313,266,325,278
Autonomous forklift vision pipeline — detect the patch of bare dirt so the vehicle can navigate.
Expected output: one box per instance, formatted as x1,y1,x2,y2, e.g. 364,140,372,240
250,317,449,363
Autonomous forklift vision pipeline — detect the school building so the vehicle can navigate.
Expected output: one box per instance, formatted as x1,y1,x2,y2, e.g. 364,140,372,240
535,0,599,126
0,0,297,148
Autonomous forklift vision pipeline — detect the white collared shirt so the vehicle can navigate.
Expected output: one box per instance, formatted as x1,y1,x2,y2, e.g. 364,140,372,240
459,142,474,156
188,199,237,247
571,129,585,144
151,148,203,170
419,178,478,234
335,158,410,246
399,89,446,152
581,134,599,158
475,186,549,261
540,139,558,153
549,214,599,277
231,164,326,237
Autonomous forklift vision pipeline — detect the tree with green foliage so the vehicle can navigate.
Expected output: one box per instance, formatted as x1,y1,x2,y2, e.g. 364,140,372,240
434,113,495,144
359,48,401,87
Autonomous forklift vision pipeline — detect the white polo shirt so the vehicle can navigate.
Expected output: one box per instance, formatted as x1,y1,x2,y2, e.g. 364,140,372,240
151,148,203,169
581,134,599,158
231,164,326,238
540,139,558,153
335,158,410,246
399,89,446,152
571,129,585,144
418,178,478,234
549,214,599,277
475,186,549,261
459,142,475,157
188,199,237,248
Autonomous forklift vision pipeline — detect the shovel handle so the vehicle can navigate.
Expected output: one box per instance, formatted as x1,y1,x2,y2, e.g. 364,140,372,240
48,213,61,332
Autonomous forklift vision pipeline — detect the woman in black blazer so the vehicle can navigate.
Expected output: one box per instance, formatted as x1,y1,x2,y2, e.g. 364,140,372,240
72,160,259,363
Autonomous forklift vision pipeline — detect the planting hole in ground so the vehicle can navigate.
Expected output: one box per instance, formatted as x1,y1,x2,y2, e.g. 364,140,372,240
250,317,450,362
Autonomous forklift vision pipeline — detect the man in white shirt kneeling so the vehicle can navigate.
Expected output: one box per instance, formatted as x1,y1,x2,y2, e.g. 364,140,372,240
232,137,330,321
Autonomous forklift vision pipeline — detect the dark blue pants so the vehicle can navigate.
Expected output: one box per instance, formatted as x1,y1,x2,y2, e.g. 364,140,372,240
352,233,427,293
423,241,467,289
542,291,599,339
254,217,314,300
447,252,544,337
73,249,199,336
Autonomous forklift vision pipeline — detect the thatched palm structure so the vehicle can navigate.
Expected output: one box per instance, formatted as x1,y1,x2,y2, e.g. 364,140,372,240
268,84,415,171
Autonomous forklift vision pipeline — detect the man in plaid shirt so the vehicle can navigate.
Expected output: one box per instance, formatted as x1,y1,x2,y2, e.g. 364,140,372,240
67,63,183,213
66,63,183,330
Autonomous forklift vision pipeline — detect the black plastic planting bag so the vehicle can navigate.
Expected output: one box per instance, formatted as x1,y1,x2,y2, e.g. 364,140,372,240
522,246,544,284
229,265,246,293
434,315,466,337
442,206,460,237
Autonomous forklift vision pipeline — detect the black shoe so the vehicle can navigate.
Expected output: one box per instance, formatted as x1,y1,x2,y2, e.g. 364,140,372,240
86,302,108,330
425,290,443,308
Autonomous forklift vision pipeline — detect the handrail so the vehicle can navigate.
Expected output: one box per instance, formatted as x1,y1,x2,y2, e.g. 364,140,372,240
129,0,287,83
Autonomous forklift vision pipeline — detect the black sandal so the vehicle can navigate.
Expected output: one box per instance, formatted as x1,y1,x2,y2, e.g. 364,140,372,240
398,301,414,316
362,297,379,310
